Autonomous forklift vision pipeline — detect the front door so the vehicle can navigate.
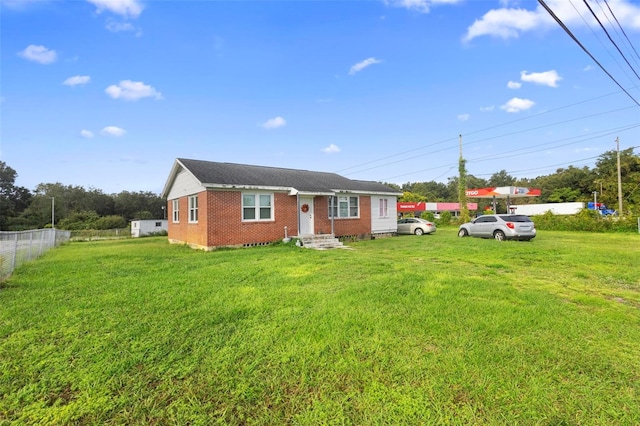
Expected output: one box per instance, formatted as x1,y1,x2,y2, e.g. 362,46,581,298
299,196,314,235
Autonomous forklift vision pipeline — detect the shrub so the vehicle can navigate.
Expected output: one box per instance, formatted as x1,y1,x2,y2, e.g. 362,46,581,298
421,212,436,221
94,215,127,230
531,210,637,233
58,211,100,230
438,211,453,226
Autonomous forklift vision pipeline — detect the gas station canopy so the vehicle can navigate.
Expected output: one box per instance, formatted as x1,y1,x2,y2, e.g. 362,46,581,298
465,187,541,213
465,187,541,199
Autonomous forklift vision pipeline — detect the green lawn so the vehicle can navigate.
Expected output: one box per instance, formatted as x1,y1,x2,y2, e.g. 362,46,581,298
1,229,639,425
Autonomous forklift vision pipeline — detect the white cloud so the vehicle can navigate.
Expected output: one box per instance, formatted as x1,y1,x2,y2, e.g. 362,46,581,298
463,0,640,42
322,144,341,154
349,57,382,75
384,0,462,13
63,75,91,86
18,45,57,64
457,114,470,121
105,80,162,101
521,70,561,87
80,129,94,138
574,147,596,153
584,65,594,72
480,105,495,112
500,97,535,113
106,20,136,32
463,7,547,42
262,116,286,129
101,126,126,136
87,0,144,19
507,81,522,89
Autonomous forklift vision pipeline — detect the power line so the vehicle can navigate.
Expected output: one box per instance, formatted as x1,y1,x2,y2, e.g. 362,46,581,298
581,0,640,83
538,0,640,107
469,123,640,164
600,0,640,64
504,144,639,178
379,124,638,182
479,154,601,177
341,105,637,178
337,90,635,178
334,2,640,184
568,0,640,87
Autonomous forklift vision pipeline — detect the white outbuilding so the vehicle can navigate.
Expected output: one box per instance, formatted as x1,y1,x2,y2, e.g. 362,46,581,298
130,219,168,238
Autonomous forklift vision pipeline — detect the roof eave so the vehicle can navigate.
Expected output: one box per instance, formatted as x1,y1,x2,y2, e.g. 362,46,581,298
202,183,293,192
333,189,403,196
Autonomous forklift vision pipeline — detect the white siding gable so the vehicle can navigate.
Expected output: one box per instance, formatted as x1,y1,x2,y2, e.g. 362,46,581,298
167,169,205,200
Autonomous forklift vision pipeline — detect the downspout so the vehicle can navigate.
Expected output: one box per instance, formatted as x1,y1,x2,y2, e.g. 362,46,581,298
330,194,335,236
297,193,300,236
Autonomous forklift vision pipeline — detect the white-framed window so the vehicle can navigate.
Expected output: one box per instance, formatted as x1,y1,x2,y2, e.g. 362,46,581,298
172,199,180,223
379,198,388,218
242,193,273,221
188,195,198,223
328,196,359,218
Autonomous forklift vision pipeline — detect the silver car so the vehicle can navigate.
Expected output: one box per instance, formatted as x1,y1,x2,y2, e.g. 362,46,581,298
397,218,436,235
458,214,536,241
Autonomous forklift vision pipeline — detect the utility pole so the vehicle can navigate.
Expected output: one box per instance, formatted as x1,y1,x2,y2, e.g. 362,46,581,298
616,137,623,214
51,197,55,229
458,134,470,222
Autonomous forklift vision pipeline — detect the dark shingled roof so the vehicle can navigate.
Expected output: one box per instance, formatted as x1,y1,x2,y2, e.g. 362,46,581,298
177,158,399,194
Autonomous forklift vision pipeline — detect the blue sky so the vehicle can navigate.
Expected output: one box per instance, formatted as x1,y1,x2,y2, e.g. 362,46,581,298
2,0,639,194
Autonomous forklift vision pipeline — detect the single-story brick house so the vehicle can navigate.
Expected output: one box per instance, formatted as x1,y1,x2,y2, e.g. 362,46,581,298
161,158,402,250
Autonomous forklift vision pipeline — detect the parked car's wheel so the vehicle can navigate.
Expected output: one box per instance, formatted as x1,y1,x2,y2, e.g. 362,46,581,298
458,228,468,237
414,228,424,236
493,230,506,241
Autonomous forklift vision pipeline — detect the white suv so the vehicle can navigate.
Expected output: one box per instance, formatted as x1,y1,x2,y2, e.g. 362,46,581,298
458,214,536,241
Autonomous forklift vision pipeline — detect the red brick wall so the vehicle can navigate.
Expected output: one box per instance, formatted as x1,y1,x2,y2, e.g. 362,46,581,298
314,196,372,237
167,192,208,248
205,191,299,248
168,191,373,249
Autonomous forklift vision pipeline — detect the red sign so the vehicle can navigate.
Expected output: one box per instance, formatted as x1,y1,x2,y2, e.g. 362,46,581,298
397,202,426,212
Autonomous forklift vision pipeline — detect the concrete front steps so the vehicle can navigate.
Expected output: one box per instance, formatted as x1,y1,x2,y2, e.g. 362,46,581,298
298,234,351,250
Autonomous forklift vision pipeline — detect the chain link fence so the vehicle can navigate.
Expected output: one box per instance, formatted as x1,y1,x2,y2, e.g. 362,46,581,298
0,229,71,281
69,228,129,241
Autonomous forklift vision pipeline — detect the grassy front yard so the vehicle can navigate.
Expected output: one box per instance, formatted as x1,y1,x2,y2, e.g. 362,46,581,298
1,230,639,424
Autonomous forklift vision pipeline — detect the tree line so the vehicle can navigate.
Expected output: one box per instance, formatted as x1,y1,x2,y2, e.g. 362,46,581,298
1,148,638,231
387,148,639,215
1,163,165,231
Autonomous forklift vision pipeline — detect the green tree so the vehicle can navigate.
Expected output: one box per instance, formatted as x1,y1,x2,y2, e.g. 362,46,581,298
114,191,165,221
0,162,32,230
401,181,450,201
547,187,581,203
458,155,470,223
447,174,486,217
532,166,595,204
488,169,516,187
593,148,640,215
94,215,127,230
58,211,101,230
398,191,427,202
